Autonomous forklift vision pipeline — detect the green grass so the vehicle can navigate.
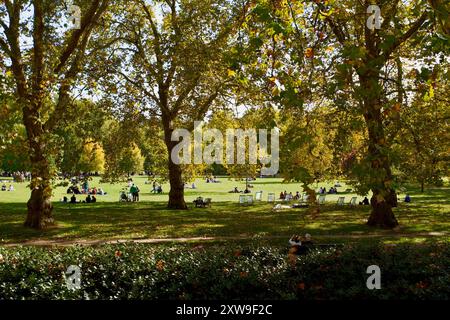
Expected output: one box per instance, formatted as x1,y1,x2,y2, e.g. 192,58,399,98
0,176,361,203
0,177,448,245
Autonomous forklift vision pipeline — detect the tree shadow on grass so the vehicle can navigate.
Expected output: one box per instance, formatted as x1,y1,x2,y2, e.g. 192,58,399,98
0,197,448,244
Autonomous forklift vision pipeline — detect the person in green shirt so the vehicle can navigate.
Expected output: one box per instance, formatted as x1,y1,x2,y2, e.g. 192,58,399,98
130,184,138,202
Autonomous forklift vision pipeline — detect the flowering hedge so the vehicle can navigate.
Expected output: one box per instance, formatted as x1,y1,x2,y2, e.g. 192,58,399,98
0,242,448,300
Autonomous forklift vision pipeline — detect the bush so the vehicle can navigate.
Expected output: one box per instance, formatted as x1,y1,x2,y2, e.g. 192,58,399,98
0,242,448,300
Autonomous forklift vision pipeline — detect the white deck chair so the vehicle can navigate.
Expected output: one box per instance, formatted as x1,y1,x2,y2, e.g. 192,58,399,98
255,191,263,201
239,195,247,205
268,193,275,203
337,197,345,206
317,194,326,205
303,194,309,203
247,195,254,205
349,197,357,207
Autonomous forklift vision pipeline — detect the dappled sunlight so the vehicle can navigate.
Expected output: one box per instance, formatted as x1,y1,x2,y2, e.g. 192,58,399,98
0,181,448,245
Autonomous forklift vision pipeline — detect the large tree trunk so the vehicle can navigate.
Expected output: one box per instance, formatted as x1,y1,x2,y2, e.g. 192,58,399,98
367,191,398,228
25,180,54,229
23,108,55,229
360,72,399,229
162,114,187,210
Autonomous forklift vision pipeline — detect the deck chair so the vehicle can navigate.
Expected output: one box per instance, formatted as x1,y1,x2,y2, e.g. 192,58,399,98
246,195,254,205
349,197,357,207
267,193,275,203
337,197,345,206
302,194,309,204
255,191,263,201
239,195,247,205
317,194,326,205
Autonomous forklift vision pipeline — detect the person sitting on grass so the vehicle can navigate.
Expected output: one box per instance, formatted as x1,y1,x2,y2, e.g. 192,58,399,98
86,194,92,204
120,191,129,202
193,197,205,207
279,191,285,200
70,194,77,204
244,188,251,194
92,196,97,203
289,234,314,255
1,184,6,191
229,187,239,193
404,194,411,203
359,196,370,205
8,185,14,191
156,185,163,194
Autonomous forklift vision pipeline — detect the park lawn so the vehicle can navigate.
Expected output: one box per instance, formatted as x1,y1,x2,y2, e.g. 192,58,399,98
0,178,448,244
0,176,361,203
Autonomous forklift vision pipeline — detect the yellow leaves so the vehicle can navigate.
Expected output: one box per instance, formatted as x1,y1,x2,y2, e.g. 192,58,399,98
156,260,165,271
393,103,401,112
305,48,314,59
429,84,435,99
227,69,236,78
272,86,281,97
319,8,334,17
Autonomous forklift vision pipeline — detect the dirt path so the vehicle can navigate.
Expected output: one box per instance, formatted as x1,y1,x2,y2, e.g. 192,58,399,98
1,231,447,247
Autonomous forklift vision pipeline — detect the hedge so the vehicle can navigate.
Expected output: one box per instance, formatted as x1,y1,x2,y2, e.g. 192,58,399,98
0,242,448,300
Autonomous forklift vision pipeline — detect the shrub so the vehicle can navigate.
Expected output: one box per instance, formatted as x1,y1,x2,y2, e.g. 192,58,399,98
0,242,448,300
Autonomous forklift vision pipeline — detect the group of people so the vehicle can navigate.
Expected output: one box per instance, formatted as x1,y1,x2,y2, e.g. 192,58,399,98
67,185,106,196
184,182,197,189
62,194,97,204
206,176,220,183
229,187,251,194
1,171,31,182
318,187,338,194
279,191,301,201
1,184,14,192
119,183,141,202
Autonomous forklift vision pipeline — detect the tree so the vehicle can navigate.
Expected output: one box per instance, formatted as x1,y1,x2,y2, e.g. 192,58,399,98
280,106,335,213
78,140,106,174
304,0,444,228
394,77,450,191
0,0,110,229
96,0,249,209
117,143,145,176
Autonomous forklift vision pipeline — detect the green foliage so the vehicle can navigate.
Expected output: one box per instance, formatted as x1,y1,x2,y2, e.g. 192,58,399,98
0,243,448,299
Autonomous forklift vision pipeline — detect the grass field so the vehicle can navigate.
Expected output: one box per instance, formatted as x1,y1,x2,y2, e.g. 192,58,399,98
0,176,365,203
0,177,448,245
